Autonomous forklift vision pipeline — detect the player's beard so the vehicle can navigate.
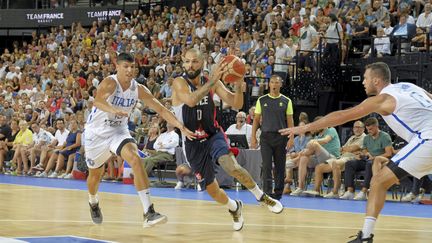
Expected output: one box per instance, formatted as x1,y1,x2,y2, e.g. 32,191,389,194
186,68,202,80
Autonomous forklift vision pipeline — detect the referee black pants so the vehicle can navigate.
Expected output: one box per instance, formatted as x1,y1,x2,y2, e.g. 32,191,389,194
260,132,288,199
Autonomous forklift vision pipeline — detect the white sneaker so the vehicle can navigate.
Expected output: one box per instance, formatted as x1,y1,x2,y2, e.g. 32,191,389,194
323,191,338,199
57,173,67,179
36,171,48,178
290,187,303,196
174,181,184,190
412,194,424,203
340,191,355,200
401,192,416,202
48,172,58,178
304,190,320,197
229,200,244,231
64,173,73,179
258,194,283,214
354,191,367,200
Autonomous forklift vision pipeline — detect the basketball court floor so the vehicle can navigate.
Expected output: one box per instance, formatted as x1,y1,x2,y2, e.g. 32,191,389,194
0,175,431,243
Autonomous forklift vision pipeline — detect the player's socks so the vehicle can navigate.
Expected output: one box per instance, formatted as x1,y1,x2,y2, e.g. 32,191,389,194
226,197,238,211
138,189,152,214
249,184,264,200
89,193,98,205
362,216,376,238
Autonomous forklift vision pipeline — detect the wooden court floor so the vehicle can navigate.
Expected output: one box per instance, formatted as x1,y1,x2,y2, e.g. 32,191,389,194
0,184,431,243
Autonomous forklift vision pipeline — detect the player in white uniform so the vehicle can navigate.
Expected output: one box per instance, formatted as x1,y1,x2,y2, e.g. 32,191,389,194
84,53,194,227
280,62,432,243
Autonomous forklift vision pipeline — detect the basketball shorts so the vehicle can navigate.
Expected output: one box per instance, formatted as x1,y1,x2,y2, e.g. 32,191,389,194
391,136,432,179
184,131,230,188
84,128,135,169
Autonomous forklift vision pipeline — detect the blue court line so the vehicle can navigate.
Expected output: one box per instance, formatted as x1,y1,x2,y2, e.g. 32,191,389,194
15,235,109,243
1,175,431,219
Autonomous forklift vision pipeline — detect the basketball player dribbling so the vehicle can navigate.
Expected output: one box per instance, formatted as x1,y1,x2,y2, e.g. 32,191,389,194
280,62,432,242
84,53,195,227
172,48,283,231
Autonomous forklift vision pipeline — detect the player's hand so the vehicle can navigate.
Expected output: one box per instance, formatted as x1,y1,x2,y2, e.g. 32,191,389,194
180,126,196,141
286,136,294,150
209,60,229,84
114,109,128,117
279,126,305,136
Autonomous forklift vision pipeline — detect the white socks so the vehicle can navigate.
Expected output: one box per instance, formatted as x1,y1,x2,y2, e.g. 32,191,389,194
89,194,98,205
138,189,152,214
362,216,376,238
226,197,238,212
249,184,264,200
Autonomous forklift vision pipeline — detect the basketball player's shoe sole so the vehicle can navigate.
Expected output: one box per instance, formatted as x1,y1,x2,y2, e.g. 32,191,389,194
143,204,168,228
89,202,103,224
229,200,244,231
259,193,284,214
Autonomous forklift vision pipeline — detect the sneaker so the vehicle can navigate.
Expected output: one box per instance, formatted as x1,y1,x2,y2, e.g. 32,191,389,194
64,173,74,179
323,191,339,199
411,193,424,204
347,231,374,243
36,171,48,178
57,173,67,179
401,192,416,202
48,172,58,178
174,181,184,190
143,204,168,227
290,187,303,196
304,190,320,197
354,191,367,200
89,202,103,224
258,193,283,214
340,191,355,200
32,164,44,171
229,200,244,231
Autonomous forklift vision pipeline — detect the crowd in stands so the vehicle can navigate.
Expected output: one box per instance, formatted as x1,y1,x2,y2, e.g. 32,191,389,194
0,0,431,202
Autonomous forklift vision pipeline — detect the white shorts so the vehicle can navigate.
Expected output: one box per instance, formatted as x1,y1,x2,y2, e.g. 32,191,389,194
392,136,432,179
84,128,135,169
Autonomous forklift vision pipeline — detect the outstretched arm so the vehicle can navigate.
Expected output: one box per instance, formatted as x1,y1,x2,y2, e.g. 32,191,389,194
138,84,195,140
280,94,396,136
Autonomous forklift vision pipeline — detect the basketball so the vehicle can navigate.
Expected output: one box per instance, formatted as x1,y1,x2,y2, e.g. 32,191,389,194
221,55,246,83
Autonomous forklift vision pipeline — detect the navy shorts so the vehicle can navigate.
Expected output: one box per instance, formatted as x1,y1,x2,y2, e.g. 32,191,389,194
184,131,230,188
57,148,80,158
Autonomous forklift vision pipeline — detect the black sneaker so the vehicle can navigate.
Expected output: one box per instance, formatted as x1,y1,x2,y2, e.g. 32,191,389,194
347,231,374,243
89,202,103,224
229,200,244,231
259,193,284,214
143,204,168,227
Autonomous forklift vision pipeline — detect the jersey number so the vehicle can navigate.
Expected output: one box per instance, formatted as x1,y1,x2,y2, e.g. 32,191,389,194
197,110,202,121
410,91,432,108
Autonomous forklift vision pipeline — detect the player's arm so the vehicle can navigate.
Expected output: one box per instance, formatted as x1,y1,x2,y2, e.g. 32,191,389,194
93,77,128,117
138,84,195,140
280,94,396,135
172,61,228,108
171,76,217,107
214,80,244,110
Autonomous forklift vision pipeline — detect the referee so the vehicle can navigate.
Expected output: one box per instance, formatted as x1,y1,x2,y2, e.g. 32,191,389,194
251,75,294,200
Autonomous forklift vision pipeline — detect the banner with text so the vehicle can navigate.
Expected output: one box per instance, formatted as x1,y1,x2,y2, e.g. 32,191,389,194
0,7,123,28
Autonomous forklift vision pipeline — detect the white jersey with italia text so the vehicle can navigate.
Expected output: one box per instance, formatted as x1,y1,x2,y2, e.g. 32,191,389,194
85,74,138,138
380,82,432,141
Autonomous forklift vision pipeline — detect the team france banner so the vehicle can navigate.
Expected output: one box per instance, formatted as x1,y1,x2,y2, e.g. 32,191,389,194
0,7,123,28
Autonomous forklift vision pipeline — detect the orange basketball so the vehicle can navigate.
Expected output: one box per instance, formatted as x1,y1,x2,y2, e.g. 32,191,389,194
221,55,246,83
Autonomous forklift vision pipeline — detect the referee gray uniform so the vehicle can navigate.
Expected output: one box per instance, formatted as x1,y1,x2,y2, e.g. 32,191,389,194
254,93,293,199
